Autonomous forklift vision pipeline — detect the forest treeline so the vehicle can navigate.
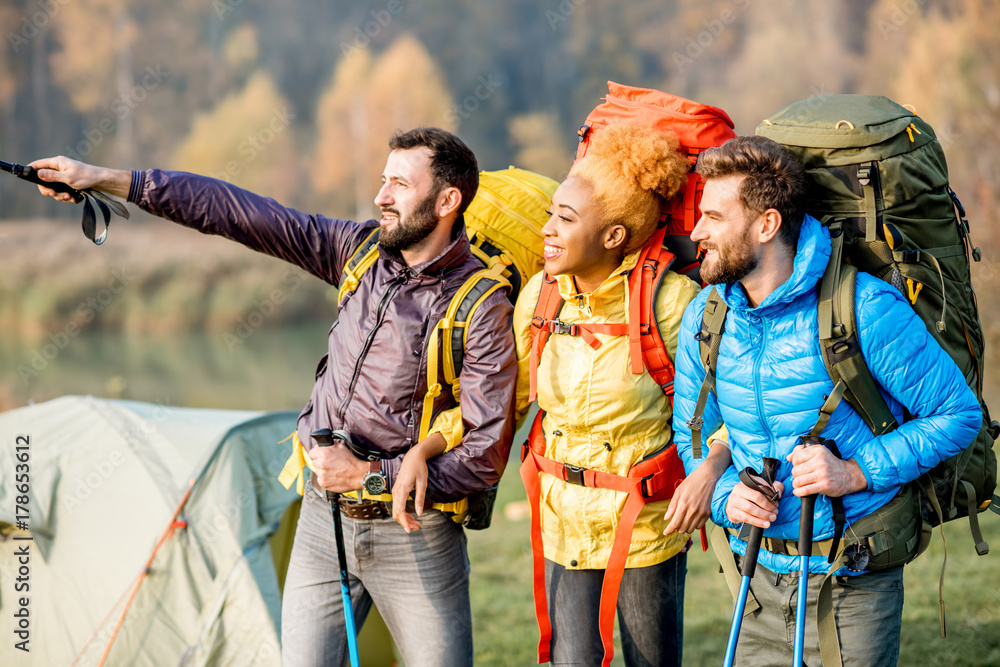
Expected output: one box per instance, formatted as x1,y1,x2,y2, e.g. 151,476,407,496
1,0,997,242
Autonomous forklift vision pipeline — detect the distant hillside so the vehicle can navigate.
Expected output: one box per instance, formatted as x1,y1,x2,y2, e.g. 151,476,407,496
0,217,336,338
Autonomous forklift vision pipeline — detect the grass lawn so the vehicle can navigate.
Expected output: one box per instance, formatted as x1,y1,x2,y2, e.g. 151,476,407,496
468,438,1000,666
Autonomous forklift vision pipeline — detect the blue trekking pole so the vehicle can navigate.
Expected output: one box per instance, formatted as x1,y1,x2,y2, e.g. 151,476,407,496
723,457,779,667
793,435,827,665
793,490,817,665
312,429,361,667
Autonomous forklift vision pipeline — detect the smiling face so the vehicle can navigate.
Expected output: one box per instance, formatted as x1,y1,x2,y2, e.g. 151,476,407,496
374,147,442,252
541,176,626,292
691,174,761,285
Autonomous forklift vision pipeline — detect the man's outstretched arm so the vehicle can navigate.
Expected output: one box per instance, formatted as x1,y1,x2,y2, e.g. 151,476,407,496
29,156,370,286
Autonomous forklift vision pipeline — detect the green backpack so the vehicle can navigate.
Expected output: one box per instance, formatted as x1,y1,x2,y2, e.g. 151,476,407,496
752,94,998,638
691,96,998,661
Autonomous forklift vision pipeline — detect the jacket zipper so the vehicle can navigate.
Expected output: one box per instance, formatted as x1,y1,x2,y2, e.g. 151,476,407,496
752,317,777,456
337,270,408,421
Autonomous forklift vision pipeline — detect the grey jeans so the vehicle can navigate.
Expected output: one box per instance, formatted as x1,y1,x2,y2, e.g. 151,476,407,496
545,552,687,667
281,483,473,667
734,560,904,666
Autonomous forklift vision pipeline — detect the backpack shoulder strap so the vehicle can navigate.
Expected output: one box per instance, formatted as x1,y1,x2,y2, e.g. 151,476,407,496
337,228,381,305
687,287,728,459
527,274,565,402
418,261,510,441
815,226,898,436
628,227,678,401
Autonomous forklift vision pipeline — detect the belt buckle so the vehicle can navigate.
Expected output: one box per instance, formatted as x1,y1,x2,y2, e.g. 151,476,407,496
563,464,585,486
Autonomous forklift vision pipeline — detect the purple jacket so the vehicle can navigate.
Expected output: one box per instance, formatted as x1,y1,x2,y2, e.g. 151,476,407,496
131,170,517,501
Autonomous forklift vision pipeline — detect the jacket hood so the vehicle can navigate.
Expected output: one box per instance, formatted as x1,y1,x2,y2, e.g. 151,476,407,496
377,216,473,276
719,214,830,313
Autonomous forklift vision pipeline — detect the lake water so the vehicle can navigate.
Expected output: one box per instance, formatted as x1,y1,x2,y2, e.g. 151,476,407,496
2,324,330,413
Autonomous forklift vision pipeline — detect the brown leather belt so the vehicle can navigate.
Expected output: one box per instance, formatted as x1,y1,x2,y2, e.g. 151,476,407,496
312,476,414,519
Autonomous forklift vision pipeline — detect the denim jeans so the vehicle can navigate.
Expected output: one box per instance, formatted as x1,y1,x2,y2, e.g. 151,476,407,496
734,561,904,666
545,552,687,667
281,482,473,667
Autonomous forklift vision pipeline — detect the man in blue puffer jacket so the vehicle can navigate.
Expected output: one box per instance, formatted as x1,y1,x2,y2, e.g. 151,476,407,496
672,136,980,665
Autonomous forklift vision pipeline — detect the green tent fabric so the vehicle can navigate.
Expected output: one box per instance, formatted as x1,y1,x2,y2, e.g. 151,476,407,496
0,395,300,666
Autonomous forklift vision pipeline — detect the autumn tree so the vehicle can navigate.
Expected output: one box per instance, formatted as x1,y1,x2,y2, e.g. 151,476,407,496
311,34,453,220
508,112,571,180
171,71,301,204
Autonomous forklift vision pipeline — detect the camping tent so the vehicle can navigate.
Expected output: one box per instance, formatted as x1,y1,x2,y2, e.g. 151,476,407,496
0,395,301,666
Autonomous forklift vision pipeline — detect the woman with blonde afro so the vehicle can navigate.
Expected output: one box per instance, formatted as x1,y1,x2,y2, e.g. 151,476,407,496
512,121,732,666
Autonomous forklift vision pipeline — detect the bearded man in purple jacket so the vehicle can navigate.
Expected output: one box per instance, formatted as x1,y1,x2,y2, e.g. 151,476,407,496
32,127,517,667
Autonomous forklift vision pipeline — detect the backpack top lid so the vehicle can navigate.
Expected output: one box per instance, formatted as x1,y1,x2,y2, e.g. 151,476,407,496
578,81,736,159
757,94,937,154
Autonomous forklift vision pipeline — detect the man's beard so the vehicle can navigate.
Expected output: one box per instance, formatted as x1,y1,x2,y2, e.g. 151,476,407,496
380,191,439,252
700,221,759,285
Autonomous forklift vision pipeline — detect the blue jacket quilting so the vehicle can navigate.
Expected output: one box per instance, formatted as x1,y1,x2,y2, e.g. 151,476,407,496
673,214,981,575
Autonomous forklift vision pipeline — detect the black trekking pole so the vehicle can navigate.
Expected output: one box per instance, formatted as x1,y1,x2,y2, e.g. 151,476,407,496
1,158,129,245
723,456,779,667
311,428,361,667
792,436,821,666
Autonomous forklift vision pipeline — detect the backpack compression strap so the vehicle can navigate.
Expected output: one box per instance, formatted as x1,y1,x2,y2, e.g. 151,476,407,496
687,287,728,459
518,411,686,667
337,228,381,305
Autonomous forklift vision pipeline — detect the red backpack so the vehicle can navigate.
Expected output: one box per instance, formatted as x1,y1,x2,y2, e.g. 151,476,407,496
521,83,737,667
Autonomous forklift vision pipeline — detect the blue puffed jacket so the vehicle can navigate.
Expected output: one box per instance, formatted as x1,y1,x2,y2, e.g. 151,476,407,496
673,214,981,575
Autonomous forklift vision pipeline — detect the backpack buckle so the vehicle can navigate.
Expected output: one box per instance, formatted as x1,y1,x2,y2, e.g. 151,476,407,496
563,464,586,486
686,416,704,431
640,473,656,499
547,319,578,336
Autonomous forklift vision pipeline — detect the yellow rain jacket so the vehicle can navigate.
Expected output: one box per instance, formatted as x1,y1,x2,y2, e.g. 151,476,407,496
513,251,700,570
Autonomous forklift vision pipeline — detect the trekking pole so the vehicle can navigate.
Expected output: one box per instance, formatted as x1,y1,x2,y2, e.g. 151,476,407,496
311,428,361,667
1,158,129,245
793,435,829,666
723,456,779,667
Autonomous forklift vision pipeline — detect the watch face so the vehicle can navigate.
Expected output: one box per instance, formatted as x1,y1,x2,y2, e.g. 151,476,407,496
364,473,386,496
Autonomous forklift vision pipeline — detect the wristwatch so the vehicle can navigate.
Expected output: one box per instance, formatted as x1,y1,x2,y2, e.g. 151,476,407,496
362,460,388,496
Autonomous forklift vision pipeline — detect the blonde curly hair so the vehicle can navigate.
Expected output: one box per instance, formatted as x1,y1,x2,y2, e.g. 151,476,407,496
568,121,690,254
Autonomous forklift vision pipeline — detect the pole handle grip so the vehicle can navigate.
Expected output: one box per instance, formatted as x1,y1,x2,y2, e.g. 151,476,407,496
741,525,764,578
16,165,84,201
798,494,817,558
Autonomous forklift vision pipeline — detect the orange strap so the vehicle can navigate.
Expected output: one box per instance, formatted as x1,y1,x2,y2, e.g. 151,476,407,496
519,412,686,666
